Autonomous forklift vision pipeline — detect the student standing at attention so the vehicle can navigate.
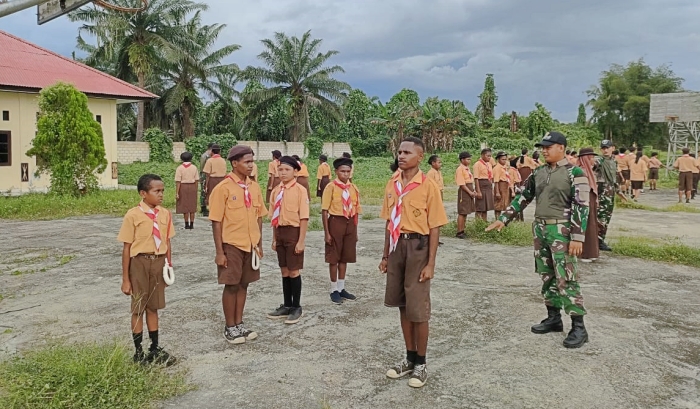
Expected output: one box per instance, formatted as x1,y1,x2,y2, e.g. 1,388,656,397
267,156,310,325
203,144,227,208
209,146,267,345
292,155,311,200
316,154,332,197
175,152,198,229
473,148,494,221
342,152,354,183
266,150,282,205
455,151,475,239
322,157,361,304
199,143,214,217
492,151,510,220
674,147,695,203
379,137,448,389
426,155,444,200
118,174,176,366
249,150,259,182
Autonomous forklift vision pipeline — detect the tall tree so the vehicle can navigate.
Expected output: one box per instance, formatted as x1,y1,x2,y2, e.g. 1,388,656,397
577,103,587,125
244,30,351,142
71,0,207,140
526,103,554,139
476,73,497,129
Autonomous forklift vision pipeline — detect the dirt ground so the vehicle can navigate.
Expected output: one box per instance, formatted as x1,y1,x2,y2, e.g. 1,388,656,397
1,188,699,409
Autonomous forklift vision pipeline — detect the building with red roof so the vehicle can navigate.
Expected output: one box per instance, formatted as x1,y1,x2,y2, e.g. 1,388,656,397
0,30,157,194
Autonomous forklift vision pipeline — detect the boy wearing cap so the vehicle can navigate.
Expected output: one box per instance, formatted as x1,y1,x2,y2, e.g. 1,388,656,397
379,137,448,388
426,155,444,200
493,151,510,220
209,146,267,344
203,145,227,207
118,174,176,366
473,148,494,221
674,147,695,203
292,155,311,200
199,143,214,216
594,140,619,252
322,157,361,304
455,151,475,238
316,154,332,197
648,152,663,190
487,131,591,349
266,150,282,204
267,156,310,324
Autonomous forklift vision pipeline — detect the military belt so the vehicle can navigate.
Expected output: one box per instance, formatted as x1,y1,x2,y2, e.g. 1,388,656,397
534,218,569,225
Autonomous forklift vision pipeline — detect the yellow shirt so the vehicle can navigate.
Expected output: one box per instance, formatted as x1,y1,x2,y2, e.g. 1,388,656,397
629,159,648,181
455,164,474,185
517,156,538,170
507,167,521,188
270,180,310,227
208,173,267,252
616,154,629,171
648,158,662,169
674,155,696,173
203,156,227,177
317,162,331,180
251,162,258,179
379,171,448,234
118,203,175,257
473,159,493,180
321,180,362,217
426,168,444,191
175,163,199,183
267,160,279,177
493,163,508,182
297,163,310,177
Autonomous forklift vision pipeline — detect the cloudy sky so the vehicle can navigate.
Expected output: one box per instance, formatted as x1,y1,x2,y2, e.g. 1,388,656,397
2,0,699,121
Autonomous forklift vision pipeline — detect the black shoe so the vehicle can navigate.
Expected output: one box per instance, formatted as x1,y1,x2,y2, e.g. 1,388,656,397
563,315,589,348
339,289,356,301
456,232,466,239
133,350,146,365
599,242,612,252
267,304,291,319
330,291,343,305
531,305,563,334
284,307,303,324
146,347,176,366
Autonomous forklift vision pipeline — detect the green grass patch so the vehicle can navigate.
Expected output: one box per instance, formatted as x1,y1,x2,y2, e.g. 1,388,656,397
361,212,377,220
308,218,324,231
612,236,700,268
441,218,532,246
3,329,12,334
616,198,700,213
0,342,192,409
58,255,75,265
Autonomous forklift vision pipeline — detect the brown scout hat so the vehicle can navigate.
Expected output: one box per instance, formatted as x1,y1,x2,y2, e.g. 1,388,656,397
227,145,253,161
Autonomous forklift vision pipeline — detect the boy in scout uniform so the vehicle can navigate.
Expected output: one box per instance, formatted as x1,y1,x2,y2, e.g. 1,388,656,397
487,132,591,349
292,154,311,200
379,137,448,388
426,155,444,199
473,148,494,221
118,174,176,365
648,152,662,190
594,140,619,252
200,142,214,216
342,152,354,183
322,157,361,304
455,151,476,238
267,156,310,324
674,147,696,203
209,145,267,344
203,144,227,207
316,154,332,197
616,147,630,196
266,150,282,204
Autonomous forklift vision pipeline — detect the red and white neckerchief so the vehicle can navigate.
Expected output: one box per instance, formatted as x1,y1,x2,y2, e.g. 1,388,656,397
211,154,221,159
182,162,192,168
225,174,251,208
138,203,162,251
271,181,296,227
504,166,512,184
333,179,360,224
479,159,493,180
388,173,426,253
462,165,473,183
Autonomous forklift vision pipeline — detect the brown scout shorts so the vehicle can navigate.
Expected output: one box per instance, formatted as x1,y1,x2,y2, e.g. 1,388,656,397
457,187,475,215
679,171,693,192
384,235,431,322
631,180,644,190
648,168,659,180
129,255,166,314
276,226,304,271
218,243,261,286
325,215,357,264
621,170,631,182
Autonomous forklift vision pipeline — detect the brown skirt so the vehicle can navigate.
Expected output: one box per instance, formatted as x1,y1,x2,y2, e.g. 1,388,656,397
206,176,225,204
475,179,494,212
457,187,475,215
518,167,532,186
317,176,330,197
296,176,311,200
648,168,659,180
494,181,510,211
176,182,198,214
582,190,599,260
266,177,280,203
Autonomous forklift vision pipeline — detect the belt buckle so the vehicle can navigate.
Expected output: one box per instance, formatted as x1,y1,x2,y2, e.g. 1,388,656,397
400,233,410,239
142,254,157,260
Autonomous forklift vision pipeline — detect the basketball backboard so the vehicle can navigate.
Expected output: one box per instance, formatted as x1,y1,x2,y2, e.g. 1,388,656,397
37,0,91,25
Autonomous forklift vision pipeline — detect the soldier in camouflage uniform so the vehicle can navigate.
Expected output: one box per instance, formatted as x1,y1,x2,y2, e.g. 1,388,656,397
199,143,214,217
487,131,590,348
594,140,618,252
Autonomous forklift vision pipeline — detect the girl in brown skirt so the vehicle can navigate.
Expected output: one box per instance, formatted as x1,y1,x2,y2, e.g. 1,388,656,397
316,154,331,197
473,148,494,221
455,151,475,239
577,148,599,262
175,152,199,229
493,151,510,219
292,155,311,200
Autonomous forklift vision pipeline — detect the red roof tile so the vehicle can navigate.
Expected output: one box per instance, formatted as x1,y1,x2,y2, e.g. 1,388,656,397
0,30,157,101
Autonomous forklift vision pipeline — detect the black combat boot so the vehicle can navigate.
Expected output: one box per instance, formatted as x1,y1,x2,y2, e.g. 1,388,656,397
599,241,612,252
563,315,589,348
531,305,563,334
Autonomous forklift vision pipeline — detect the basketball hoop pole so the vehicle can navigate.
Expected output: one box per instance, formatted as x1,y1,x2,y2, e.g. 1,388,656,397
0,0,49,18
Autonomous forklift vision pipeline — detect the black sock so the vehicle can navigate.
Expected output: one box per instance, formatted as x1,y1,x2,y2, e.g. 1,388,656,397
132,332,143,353
291,276,302,308
190,221,194,228
406,350,417,363
148,330,159,351
415,354,426,365
282,277,292,307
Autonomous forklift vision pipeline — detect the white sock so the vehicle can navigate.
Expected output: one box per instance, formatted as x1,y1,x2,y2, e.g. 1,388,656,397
330,281,338,293
337,279,345,292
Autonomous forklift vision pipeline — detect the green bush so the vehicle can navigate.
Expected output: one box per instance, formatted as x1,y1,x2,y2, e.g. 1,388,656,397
304,136,324,159
483,137,532,154
185,133,237,161
350,135,391,157
453,137,482,154
143,128,173,163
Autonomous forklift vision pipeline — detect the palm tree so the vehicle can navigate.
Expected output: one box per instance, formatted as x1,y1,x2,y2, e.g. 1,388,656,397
70,0,207,140
160,11,241,138
244,30,350,142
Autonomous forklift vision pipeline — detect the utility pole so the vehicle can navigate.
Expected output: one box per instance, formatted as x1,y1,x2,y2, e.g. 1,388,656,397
0,0,48,18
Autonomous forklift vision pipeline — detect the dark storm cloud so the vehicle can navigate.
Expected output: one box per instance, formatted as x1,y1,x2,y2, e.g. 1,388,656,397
2,0,699,120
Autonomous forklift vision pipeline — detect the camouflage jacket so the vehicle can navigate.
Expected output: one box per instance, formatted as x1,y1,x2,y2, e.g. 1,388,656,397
593,155,617,187
499,158,590,242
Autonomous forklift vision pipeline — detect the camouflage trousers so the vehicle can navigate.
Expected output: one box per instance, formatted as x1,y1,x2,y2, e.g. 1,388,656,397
199,174,208,215
532,221,586,316
597,183,615,242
